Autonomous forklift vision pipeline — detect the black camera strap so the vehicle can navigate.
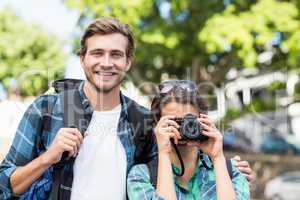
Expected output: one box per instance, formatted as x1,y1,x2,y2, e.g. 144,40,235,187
171,139,185,176
170,143,215,177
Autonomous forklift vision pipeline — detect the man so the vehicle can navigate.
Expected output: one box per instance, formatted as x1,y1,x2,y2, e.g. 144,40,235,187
0,17,252,199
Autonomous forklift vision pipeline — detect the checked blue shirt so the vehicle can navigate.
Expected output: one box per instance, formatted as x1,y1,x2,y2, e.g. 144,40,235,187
0,81,156,199
127,155,250,200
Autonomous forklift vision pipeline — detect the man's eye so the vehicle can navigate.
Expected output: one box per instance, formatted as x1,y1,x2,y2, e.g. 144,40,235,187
91,52,103,56
112,53,123,58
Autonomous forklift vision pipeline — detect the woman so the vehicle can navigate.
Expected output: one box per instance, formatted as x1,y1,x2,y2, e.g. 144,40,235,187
127,80,250,200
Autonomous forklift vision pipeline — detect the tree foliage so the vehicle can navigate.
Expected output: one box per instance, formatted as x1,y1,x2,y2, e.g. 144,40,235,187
200,0,300,69
0,9,66,96
65,0,300,88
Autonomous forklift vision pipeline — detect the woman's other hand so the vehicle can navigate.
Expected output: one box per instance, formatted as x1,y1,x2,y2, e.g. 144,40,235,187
187,114,224,161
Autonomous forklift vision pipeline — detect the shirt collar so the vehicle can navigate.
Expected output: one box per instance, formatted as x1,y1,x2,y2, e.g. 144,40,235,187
198,152,213,169
172,152,213,192
78,81,93,115
172,152,213,173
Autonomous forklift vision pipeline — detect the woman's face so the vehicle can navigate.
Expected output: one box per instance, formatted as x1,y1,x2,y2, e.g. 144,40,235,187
160,101,199,153
161,101,198,119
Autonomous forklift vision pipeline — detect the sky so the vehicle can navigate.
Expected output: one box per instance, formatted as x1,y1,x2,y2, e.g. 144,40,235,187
0,0,172,80
0,0,147,103
0,0,84,141
0,0,79,39
0,0,85,79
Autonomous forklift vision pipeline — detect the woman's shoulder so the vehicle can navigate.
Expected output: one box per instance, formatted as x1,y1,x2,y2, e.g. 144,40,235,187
130,163,149,171
229,159,247,180
229,159,250,199
128,164,151,181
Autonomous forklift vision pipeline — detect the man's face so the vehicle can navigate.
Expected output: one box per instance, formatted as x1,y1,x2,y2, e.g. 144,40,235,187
80,33,131,93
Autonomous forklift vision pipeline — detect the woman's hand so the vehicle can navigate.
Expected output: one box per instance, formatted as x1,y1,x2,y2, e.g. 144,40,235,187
154,116,180,200
187,114,224,161
154,115,181,154
188,114,236,200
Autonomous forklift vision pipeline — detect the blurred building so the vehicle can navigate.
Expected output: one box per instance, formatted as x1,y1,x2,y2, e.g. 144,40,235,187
219,70,300,152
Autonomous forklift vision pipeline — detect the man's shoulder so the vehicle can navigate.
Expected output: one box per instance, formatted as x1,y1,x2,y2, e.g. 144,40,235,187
122,95,150,113
33,93,59,106
26,93,60,116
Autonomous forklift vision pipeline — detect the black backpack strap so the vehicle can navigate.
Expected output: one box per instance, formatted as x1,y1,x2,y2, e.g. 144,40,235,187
226,158,234,179
34,95,58,199
51,89,86,200
146,156,158,187
35,95,58,153
59,89,85,130
52,79,82,93
126,97,156,164
52,170,61,200
199,151,234,179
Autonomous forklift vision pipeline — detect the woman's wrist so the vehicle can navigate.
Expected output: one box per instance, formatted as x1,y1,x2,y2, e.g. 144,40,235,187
157,144,172,155
158,150,172,158
158,151,172,169
211,154,226,164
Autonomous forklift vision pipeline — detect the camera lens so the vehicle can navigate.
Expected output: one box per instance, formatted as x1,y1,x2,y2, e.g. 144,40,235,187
181,114,201,139
180,113,208,142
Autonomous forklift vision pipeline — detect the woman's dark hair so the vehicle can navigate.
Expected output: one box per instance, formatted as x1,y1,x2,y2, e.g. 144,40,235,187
150,89,208,123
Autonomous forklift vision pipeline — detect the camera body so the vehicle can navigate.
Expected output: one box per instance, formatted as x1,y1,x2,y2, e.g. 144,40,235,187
174,113,208,142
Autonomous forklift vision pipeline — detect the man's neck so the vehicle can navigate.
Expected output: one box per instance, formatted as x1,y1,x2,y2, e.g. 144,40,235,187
83,81,121,111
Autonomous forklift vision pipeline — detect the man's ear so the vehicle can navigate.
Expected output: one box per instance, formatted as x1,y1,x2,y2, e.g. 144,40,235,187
80,55,85,68
125,60,131,72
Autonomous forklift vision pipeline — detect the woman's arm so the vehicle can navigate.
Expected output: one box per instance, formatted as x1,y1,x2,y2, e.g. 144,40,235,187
156,152,176,199
154,115,181,200
188,114,236,200
128,115,181,200
212,156,236,200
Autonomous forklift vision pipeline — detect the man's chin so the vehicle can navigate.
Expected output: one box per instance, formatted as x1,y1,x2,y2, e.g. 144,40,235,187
94,84,117,93
94,80,122,93
86,75,124,93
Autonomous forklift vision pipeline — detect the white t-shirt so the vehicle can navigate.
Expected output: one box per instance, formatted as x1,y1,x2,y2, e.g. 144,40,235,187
70,104,127,200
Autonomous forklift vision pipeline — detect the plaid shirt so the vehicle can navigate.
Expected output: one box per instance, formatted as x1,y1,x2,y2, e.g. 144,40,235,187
0,81,156,200
127,155,250,200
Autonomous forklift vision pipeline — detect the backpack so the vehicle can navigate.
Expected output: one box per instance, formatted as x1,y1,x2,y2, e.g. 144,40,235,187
38,79,156,200
146,152,234,187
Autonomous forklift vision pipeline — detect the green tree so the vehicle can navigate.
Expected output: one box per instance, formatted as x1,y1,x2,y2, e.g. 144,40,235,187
0,9,66,96
65,0,300,89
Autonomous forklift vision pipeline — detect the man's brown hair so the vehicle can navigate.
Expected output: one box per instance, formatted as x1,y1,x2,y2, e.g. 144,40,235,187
78,16,135,61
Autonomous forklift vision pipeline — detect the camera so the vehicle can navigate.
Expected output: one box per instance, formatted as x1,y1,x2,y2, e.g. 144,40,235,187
174,113,208,142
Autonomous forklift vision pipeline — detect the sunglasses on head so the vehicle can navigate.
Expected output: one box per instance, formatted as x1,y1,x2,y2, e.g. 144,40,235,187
158,80,198,94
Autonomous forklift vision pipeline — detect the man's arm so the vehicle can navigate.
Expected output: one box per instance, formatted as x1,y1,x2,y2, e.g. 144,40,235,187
0,97,83,198
9,152,52,195
10,127,83,195
0,97,45,199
